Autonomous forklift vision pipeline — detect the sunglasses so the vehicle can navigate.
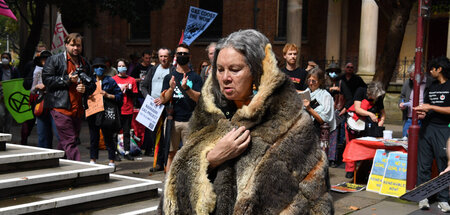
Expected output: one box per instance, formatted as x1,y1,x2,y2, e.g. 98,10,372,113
346,66,354,69
176,52,190,56
307,79,318,84
93,65,106,69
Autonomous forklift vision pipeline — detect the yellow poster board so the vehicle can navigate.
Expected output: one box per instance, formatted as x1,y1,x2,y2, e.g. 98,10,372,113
367,149,389,192
379,152,408,197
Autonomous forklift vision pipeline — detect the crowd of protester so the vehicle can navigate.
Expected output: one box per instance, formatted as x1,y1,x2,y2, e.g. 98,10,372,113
1,29,450,212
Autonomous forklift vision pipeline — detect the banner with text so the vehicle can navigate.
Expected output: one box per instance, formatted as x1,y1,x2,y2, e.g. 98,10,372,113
380,152,408,197
136,95,164,131
367,149,390,193
51,12,68,54
183,6,217,45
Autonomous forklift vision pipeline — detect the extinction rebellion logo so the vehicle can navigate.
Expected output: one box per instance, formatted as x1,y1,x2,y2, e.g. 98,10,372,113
8,92,31,113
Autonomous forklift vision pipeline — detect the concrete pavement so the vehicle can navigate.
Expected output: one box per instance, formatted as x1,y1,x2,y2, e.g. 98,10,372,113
8,121,447,214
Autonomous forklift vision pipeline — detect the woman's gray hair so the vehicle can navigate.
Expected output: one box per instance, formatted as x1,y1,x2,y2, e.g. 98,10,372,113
210,29,270,107
367,81,385,99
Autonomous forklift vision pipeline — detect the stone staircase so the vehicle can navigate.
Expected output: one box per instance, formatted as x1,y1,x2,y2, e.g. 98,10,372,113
0,134,163,215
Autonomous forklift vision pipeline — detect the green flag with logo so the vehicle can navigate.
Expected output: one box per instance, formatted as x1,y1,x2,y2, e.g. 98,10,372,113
1,78,34,123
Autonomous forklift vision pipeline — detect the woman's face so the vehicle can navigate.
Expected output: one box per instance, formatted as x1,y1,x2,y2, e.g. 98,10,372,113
307,75,320,92
216,47,253,102
117,61,126,68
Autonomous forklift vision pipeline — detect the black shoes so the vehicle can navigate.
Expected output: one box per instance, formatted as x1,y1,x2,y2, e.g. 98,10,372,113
114,154,122,162
149,164,164,172
124,154,134,161
345,172,354,179
329,161,338,168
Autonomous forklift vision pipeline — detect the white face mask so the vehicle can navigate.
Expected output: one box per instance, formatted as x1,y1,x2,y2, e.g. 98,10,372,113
1,58,10,65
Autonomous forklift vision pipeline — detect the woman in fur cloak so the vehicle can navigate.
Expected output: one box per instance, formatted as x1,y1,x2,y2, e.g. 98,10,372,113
162,29,333,215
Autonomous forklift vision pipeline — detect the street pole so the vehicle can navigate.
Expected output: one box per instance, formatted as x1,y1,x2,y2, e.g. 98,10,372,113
406,0,428,190
6,34,9,53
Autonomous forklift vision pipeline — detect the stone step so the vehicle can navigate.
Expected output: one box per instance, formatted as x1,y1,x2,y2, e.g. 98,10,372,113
0,174,162,214
0,144,64,173
85,189,162,215
0,159,114,199
0,133,12,151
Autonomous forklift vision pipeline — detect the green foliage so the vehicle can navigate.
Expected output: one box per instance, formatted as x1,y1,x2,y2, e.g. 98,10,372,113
0,10,19,53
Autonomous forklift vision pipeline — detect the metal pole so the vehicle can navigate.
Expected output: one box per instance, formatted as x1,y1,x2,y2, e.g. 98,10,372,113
6,34,9,53
406,0,426,190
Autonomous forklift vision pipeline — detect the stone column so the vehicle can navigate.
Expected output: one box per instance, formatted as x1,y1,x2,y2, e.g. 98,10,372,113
287,0,303,58
358,0,379,83
447,16,450,59
340,0,349,66
326,0,342,65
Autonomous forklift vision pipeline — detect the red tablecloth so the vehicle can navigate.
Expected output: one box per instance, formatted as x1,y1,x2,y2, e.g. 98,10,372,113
343,139,407,163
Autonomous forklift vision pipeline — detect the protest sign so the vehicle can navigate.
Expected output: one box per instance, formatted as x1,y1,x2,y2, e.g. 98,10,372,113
136,95,164,131
85,81,104,117
331,182,366,193
1,78,33,123
380,152,408,197
51,12,68,54
367,149,389,192
183,6,217,45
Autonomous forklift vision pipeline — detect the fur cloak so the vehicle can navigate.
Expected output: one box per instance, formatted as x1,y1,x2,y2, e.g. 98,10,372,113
163,45,333,215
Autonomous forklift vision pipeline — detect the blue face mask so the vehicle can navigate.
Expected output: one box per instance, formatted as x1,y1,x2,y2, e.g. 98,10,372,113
94,67,105,76
117,67,127,73
329,72,338,79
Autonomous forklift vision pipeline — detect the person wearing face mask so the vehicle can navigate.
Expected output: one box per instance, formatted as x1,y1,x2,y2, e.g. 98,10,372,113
87,58,123,169
0,52,20,133
113,58,138,161
325,63,351,167
154,43,203,172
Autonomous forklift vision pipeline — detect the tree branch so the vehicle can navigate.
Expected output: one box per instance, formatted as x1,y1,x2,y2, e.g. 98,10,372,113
9,0,31,27
29,1,35,20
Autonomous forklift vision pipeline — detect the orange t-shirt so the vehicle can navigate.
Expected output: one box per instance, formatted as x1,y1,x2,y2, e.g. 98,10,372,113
54,53,83,117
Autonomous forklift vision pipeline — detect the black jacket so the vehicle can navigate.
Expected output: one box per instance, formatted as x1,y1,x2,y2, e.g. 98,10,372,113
141,64,175,98
42,52,96,110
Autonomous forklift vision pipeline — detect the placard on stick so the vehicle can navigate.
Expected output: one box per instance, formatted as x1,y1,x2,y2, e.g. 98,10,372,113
136,95,164,131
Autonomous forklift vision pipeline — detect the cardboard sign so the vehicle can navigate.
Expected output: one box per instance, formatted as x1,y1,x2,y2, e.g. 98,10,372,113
401,171,450,202
331,182,366,193
85,81,104,117
379,152,408,197
367,149,389,192
183,6,218,45
136,95,164,131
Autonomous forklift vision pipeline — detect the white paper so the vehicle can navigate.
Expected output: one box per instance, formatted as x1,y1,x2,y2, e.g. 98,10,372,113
136,95,165,131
